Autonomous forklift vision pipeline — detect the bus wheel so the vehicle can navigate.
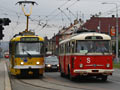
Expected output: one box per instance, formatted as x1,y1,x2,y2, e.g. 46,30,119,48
60,72,65,77
101,76,108,81
69,74,75,81
68,68,74,81
60,66,64,77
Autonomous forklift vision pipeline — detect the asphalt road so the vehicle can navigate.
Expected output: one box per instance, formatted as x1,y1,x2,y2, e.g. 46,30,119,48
10,69,120,90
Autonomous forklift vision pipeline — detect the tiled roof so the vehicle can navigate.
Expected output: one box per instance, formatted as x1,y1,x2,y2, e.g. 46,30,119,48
82,16,120,33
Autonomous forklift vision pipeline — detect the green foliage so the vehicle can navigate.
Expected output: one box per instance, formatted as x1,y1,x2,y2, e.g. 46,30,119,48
113,62,120,68
112,40,120,55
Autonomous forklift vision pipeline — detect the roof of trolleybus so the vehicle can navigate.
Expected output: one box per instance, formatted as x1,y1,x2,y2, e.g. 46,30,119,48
60,32,111,44
10,35,44,42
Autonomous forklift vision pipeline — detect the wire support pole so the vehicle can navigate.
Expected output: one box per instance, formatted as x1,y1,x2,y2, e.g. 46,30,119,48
115,3,119,63
102,2,119,63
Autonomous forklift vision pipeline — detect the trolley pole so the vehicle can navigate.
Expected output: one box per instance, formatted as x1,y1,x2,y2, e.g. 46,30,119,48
16,1,38,32
26,16,29,32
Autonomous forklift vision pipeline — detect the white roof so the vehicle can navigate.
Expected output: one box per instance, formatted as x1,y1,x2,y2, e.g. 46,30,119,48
60,32,111,44
60,38,71,44
72,32,111,40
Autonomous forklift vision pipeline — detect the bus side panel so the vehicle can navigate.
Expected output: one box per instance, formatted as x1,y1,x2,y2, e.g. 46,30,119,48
70,55,76,76
65,55,70,75
59,55,64,73
63,55,66,74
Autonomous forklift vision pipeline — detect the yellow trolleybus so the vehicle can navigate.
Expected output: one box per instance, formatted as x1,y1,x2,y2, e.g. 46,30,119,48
9,31,45,77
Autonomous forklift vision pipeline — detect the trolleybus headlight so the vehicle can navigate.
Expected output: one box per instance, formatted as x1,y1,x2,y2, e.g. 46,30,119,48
80,64,83,68
47,64,51,67
57,64,59,67
106,64,110,68
36,61,40,65
21,62,24,65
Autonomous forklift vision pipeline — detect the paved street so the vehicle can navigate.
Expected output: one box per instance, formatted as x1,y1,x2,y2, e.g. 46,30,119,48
0,59,11,90
11,69,120,90
1,58,120,90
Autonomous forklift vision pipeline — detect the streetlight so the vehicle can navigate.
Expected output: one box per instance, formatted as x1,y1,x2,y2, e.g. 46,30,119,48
102,2,119,63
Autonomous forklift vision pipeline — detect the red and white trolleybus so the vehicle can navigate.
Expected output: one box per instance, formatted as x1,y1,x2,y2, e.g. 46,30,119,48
59,32,114,81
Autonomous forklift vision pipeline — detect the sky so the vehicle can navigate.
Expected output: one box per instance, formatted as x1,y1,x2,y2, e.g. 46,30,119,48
0,0,120,41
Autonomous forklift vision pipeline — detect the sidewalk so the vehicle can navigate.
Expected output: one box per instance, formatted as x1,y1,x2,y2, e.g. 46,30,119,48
0,59,11,90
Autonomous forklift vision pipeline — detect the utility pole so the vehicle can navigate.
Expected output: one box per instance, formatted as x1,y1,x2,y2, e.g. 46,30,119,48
102,2,119,62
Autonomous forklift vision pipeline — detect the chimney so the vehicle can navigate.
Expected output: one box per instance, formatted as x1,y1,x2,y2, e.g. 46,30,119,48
74,19,78,25
91,15,95,19
70,23,73,26
112,15,115,18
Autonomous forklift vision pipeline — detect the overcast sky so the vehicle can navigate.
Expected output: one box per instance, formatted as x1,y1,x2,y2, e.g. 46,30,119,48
0,0,120,41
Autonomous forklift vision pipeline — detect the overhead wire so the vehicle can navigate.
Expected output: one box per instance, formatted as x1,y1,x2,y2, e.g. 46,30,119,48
0,3,26,29
66,8,77,19
46,0,71,18
26,0,80,32
99,4,120,17
43,0,80,29
1,0,80,38
34,0,71,31
55,0,80,28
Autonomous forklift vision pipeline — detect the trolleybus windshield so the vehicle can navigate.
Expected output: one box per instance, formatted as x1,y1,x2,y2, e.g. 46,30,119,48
76,40,110,54
15,42,43,56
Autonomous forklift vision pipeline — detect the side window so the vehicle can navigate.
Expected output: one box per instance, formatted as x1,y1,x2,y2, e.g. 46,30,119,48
65,43,67,53
65,42,70,53
60,44,64,54
60,44,63,54
9,42,12,54
59,45,61,54
68,42,70,53
41,43,44,55
63,44,65,54
71,41,75,53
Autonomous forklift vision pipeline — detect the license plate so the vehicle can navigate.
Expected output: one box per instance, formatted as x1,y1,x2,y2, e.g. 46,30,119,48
52,66,57,69
92,70,99,72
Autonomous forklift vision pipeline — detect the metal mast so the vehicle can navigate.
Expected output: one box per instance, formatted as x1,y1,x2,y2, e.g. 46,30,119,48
16,1,38,32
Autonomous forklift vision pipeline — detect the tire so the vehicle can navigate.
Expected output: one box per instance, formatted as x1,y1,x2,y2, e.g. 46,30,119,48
68,66,75,81
69,74,75,81
101,76,108,81
33,73,39,78
60,65,65,77
60,72,65,77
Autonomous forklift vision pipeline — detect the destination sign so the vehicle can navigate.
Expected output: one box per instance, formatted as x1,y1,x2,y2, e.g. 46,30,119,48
85,36,103,40
21,37,39,41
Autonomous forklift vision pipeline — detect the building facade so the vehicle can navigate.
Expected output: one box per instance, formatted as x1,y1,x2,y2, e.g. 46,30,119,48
49,16,120,55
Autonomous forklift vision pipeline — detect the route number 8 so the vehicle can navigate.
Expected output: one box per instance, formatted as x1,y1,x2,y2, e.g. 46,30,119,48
87,57,91,63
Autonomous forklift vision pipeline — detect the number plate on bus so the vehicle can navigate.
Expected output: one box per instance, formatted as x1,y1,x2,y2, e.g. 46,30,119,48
92,70,99,72
52,66,57,69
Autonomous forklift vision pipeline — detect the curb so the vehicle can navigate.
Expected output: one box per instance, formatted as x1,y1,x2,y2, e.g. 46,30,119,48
4,63,12,90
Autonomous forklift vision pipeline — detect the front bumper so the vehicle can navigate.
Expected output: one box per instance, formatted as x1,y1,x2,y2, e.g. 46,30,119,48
74,69,114,75
14,65,45,69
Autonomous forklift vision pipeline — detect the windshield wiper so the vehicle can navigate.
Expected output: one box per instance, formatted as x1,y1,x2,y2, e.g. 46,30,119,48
22,49,32,58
